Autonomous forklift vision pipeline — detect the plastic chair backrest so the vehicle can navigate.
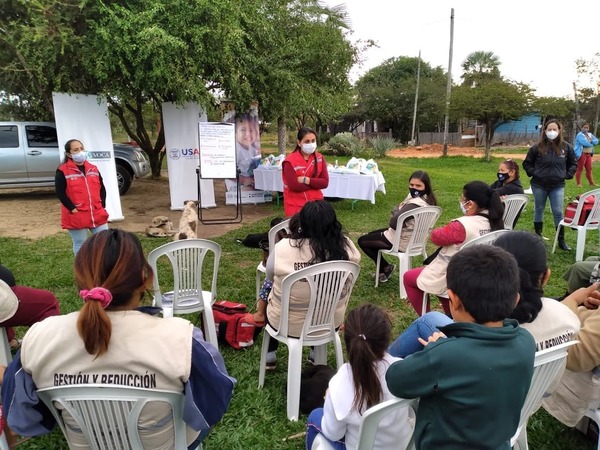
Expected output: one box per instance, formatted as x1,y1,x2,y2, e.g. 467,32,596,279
37,385,191,450
460,229,511,250
277,261,360,342
511,341,578,445
268,219,291,250
572,189,600,227
356,397,419,450
0,327,12,367
148,239,221,311
390,206,442,255
502,194,529,230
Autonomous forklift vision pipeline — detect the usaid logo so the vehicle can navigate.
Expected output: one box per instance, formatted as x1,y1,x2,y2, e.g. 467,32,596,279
169,148,198,160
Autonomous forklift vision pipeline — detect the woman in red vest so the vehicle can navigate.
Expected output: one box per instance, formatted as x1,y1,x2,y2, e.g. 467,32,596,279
55,139,109,255
282,127,329,216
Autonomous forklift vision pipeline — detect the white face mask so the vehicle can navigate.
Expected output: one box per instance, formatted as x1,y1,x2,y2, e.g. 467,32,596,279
301,143,317,154
71,152,86,164
459,201,468,214
545,130,559,140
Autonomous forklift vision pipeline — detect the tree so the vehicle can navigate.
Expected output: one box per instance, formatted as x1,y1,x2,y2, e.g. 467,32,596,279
0,0,359,174
461,51,501,87
353,56,447,142
576,54,600,135
452,79,532,161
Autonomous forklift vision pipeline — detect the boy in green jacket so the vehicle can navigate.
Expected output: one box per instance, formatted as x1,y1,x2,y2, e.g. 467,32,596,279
386,245,535,450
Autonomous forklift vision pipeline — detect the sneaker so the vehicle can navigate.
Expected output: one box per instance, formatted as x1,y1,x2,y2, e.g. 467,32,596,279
266,351,277,371
378,264,396,283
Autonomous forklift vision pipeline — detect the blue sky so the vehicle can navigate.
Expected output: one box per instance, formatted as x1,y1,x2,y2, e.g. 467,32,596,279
322,0,600,97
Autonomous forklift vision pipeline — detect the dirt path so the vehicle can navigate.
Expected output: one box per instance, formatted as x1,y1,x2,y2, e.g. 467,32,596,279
0,145,526,240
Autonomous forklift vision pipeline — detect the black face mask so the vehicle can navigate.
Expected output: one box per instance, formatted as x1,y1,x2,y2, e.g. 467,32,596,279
497,172,508,182
409,188,424,198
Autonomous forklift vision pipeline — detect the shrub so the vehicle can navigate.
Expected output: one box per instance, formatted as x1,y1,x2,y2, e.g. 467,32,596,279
369,137,400,158
327,132,365,156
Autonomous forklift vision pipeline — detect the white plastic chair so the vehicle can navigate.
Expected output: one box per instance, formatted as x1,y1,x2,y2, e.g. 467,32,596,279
0,327,13,367
584,398,600,450
375,206,442,299
258,260,361,421
502,194,529,230
420,229,510,315
552,188,600,262
311,397,419,450
256,219,290,300
37,384,201,450
510,340,578,450
148,239,221,348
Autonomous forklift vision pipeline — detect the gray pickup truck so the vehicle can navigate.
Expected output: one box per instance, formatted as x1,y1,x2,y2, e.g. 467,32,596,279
0,122,150,195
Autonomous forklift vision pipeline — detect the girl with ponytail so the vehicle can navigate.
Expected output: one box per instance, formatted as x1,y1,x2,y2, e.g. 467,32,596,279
305,304,414,450
2,230,235,449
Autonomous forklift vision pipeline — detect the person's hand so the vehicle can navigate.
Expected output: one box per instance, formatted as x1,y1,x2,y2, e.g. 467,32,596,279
418,331,446,347
297,176,305,184
564,283,600,307
71,208,78,213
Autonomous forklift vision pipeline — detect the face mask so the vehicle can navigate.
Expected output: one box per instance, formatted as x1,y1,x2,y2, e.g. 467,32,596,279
71,152,86,164
459,201,468,214
409,188,424,198
301,143,317,154
497,172,507,182
545,130,559,140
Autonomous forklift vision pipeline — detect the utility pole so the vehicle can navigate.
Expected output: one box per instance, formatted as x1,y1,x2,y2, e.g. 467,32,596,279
410,50,422,146
442,8,454,156
573,81,581,139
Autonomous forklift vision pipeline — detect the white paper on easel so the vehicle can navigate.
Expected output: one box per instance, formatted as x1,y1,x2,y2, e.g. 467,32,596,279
198,122,237,179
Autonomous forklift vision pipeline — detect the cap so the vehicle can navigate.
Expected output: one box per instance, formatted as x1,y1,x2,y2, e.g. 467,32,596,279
0,279,19,322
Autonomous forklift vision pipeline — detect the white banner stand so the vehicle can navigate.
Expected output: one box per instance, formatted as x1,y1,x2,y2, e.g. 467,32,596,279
162,102,216,210
52,92,124,221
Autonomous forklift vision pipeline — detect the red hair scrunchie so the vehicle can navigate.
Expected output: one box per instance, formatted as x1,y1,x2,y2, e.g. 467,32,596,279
79,287,113,309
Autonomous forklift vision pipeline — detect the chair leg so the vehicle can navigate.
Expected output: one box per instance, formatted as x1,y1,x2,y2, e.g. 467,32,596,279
551,225,561,254
398,254,410,299
202,301,219,349
576,228,587,262
513,426,528,450
256,269,262,302
333,333,344,370
258,331,271,388
286,340,303,421
421,293,429,317
375,251,382,288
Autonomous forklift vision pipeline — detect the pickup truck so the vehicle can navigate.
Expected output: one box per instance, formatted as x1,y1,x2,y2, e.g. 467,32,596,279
0,122,150,195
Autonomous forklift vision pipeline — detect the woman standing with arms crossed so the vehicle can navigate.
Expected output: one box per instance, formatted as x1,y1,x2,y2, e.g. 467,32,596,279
282,127,329,217
55,139,109,254
574,121,599,187
523,119,577,249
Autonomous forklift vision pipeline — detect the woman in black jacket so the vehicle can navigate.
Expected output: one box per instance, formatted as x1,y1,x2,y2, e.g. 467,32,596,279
522,119,577,250
490,159,524,196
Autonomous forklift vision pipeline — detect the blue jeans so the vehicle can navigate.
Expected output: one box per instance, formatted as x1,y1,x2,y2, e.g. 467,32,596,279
68,223,109,255
388,312,453,358
306,408,346,450
531,184,564,227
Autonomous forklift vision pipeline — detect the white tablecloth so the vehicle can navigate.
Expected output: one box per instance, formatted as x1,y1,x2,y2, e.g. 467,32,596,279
253,167,386,204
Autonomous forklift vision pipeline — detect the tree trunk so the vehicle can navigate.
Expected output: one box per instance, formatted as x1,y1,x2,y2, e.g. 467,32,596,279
484,123,494,162
277,115,286,155
594,88,600,136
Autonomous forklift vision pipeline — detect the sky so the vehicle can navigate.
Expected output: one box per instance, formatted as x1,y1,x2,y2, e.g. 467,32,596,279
321,0,600,98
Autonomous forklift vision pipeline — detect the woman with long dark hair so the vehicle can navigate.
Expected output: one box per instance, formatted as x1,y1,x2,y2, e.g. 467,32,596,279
282,127,329,216
1,230,235,449
55,139,109,255
305,304,413,450
403,181,504,316
358,170,437,283
523,118,577,248
253,200,360,369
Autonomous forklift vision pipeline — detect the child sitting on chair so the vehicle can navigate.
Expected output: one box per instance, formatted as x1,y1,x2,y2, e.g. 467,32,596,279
386,245,536,450
305,304,414,450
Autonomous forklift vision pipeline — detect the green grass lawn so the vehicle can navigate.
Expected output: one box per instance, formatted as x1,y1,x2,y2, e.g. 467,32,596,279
1,155,597,449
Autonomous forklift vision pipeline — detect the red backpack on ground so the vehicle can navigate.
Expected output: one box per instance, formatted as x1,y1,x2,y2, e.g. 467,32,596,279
564,195,595,226
212,301,260,349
